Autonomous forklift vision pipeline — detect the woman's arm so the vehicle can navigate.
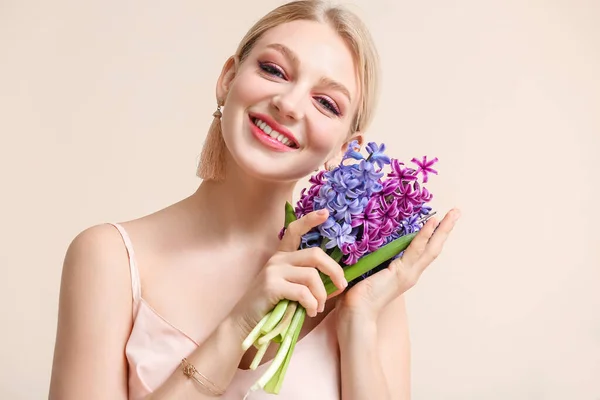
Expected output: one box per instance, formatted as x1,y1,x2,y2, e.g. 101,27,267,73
338,295,411,400
48,225,249,400
337,210,460,400
377,295,411,399
49,225,135,399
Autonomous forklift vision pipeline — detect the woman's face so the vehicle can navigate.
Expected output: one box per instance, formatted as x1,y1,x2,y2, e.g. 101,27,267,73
217,19,362,182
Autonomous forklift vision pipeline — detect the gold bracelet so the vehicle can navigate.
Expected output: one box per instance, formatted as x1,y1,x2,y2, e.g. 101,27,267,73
181,358,226,396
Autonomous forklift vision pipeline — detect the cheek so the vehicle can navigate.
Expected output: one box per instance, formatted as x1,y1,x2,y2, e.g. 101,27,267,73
227,70,268,106
220,71,264,138
306,119,346,155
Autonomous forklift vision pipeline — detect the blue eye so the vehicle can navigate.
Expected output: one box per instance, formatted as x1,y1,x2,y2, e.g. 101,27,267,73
316,97,341,116
259,62,286,79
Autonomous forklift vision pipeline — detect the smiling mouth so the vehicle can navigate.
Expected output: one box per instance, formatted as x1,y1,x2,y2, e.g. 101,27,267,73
250,117,298,149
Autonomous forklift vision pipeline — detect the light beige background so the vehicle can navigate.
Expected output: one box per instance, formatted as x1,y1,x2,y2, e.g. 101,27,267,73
1,0,599,399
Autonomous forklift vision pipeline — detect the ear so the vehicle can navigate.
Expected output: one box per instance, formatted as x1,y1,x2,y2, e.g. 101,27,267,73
348,132,365,149
215,56,238,104
325,131,365,169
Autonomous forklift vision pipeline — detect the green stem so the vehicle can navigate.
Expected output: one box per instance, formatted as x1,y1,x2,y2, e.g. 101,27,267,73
330,246,343,263
322,232,418,294
261,299,289,334
251,305,305,391
264,306,306,394
257,302,297,345
250,341,271,370
242,311,272,351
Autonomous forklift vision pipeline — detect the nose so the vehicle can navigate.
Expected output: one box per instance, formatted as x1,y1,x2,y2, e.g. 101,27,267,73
270,88,305,122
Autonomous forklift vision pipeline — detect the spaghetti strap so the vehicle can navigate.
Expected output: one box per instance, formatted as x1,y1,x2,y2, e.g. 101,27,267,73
107,223,142,314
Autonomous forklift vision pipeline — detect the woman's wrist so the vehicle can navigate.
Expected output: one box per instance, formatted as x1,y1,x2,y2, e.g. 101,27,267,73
336,309,378,346
148,313,247,399
225,306,259,343
221,312,251,346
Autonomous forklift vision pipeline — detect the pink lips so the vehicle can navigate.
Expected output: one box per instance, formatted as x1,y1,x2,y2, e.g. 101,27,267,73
248,114,299,153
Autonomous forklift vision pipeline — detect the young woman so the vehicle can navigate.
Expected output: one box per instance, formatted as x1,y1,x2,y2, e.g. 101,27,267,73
49,1,460,399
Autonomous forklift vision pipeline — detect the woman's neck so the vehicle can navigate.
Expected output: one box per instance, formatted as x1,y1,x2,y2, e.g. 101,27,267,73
190,163,297,249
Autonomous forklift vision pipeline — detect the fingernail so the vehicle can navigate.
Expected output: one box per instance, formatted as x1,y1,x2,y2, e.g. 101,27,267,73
317,209,328,216
454,210,461,221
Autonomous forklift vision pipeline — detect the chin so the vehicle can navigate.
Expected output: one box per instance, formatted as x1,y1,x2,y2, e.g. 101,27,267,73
240,154,298,182
227,147,306,183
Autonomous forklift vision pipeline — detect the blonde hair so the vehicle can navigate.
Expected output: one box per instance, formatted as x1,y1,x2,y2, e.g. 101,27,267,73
198,0,381,181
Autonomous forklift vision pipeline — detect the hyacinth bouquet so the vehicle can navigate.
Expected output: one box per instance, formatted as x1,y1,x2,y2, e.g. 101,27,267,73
243,140,439,395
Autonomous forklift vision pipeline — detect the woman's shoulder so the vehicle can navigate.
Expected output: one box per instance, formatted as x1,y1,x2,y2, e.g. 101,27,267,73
61,196,196,290
66,199,180,260
61,223,133,290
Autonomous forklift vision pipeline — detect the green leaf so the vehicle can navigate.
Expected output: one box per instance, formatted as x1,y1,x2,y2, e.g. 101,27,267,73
284,201,296,228
321,232,418,294
330,246,343,263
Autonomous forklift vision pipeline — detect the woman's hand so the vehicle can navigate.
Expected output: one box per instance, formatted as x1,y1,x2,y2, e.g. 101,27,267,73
228,208,348,338
335,208,461,327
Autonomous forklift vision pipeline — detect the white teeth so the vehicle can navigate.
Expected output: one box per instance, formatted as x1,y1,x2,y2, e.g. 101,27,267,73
253,118,295,148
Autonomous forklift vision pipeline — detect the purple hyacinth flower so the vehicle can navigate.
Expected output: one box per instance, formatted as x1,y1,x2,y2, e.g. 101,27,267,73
341,234,370,264
309,170,327,185
314,185,336,210
320,219,356,249
358,160,385,183
381,178,400,198
343,197,368,225
376,218,399,238
417,204,433,215
295,188,314,217
396,181,421,213
295,170,328,217
365,229,385,252
350,196,381,229
300,230,322,249
342,140,364,162
365,142,391,169
411,156,439,183
420,185,433,203
376,196,401,221
319,215,337,232
329,168,362,198
388,159,418,182
330,192,349,219
399,214,422,234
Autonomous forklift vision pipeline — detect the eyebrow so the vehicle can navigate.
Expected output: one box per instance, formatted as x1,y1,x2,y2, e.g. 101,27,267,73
265,43,352,103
